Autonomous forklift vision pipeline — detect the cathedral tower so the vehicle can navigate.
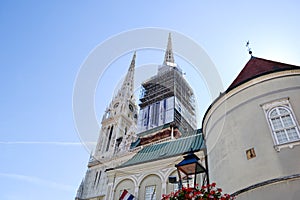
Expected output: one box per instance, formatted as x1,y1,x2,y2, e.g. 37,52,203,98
76,35,204,200
137,33,197,143
76,53,138,200
103,34,204,200
94,52,138,160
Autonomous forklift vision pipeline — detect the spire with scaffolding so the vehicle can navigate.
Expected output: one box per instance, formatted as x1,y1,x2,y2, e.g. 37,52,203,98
163,33,176,66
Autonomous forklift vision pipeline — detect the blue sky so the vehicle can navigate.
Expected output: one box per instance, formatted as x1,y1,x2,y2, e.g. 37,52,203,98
1,1,300,200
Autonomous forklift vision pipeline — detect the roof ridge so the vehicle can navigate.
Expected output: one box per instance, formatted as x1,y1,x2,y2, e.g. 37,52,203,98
251,56,300,67
149,133,202,147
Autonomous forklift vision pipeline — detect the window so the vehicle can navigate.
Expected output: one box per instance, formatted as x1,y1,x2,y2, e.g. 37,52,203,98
106,126,114,151
94,171,98,186
268,107,300,144
93,170,102,188
262,98,300,148
145,185,156,200
115,137,123,153
119,189,132,198
173,183,179,192
97,171,102,186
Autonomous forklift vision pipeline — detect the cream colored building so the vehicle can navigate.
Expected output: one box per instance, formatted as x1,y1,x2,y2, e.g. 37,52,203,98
106,134,205,200
203,56,300,199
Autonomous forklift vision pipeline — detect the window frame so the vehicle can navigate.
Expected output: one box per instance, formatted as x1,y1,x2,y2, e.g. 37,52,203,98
144,185,156,200
262,98,300,151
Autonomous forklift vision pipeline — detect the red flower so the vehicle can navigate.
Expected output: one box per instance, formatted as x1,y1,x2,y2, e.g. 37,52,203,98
161,182,234,200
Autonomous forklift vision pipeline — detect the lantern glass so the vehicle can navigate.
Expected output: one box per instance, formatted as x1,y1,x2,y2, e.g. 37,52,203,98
175,152,208,188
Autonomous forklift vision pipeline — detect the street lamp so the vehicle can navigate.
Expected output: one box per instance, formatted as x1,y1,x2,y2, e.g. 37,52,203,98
175,151,209,189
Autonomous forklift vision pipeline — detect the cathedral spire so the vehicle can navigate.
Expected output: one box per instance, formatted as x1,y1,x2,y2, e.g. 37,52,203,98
96,52,138,159
163,33,175,65
117,52,136,101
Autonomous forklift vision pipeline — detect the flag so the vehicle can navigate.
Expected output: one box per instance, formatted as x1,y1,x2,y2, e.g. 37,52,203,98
119,189,134,200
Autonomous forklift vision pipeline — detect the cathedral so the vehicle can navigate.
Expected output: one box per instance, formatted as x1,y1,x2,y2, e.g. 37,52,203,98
76,35,300,200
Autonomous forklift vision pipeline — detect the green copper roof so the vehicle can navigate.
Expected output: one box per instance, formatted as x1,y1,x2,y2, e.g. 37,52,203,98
120,133,205,168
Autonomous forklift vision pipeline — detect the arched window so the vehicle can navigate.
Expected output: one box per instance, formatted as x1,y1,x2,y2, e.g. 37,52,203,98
268,106,300,145
106,126,114,152
145,185,156,200
94,171,98,186
97,171,101,186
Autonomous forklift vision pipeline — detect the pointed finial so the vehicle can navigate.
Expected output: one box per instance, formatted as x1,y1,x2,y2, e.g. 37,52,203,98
164,33,175,65
130,51,136,68
246,40,253,56
114,51,136,101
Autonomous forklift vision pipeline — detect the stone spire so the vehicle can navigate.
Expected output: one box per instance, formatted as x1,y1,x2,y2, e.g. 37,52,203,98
115,52,136,101
97,52,138,158
163,33,175,65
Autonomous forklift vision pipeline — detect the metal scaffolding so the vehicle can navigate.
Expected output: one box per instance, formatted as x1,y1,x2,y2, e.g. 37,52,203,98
138,64,197,135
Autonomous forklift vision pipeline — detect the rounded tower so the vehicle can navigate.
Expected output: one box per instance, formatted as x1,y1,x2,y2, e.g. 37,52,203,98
203,57,300,199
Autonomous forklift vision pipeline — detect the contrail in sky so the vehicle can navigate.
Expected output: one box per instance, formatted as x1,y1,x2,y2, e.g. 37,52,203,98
0,172,75,191
0,141,96,146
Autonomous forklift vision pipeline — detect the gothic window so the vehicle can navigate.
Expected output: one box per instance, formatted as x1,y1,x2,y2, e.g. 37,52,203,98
101,127,110,152
262,98,300,147
97,171,101,186
94,171,98,186
145,185,156,200
106,126,114,151
115,137,123,150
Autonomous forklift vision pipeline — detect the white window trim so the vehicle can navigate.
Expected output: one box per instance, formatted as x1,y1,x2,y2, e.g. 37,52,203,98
262,98,300,151
145,185,156,200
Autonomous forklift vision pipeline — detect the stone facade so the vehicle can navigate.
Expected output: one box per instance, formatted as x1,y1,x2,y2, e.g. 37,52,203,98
106,151,204,200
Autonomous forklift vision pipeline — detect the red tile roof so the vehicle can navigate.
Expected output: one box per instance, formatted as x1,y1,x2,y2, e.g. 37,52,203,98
227,56,300,92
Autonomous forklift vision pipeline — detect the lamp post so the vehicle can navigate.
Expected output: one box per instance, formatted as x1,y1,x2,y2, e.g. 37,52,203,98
175,151,209,189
